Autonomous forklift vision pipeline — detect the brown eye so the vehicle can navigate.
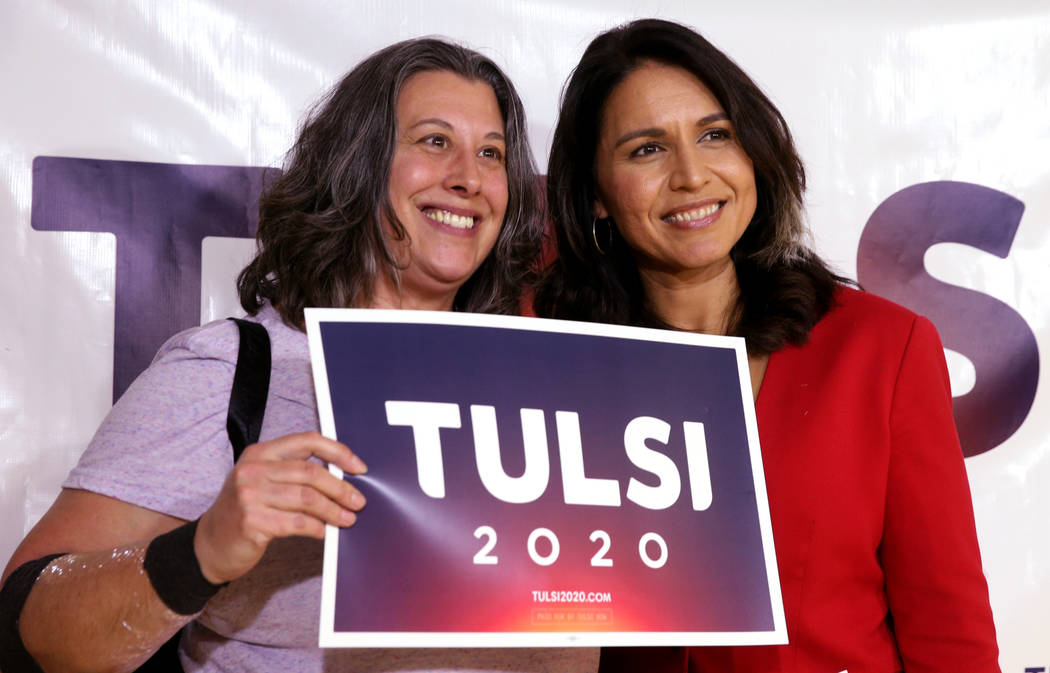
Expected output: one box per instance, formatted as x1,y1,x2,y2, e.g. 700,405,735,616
699,128,732,143
422,134,449,148
629,142,662,158
480,146,505,163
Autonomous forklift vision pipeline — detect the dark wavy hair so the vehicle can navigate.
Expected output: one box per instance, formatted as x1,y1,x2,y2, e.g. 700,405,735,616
238,37,541,327
533,19,849,354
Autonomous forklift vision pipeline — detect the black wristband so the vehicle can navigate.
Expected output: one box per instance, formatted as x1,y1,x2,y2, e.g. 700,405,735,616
144,520,227,615
0,553,65,673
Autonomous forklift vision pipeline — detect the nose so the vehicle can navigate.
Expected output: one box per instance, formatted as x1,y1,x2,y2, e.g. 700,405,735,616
668,148,709,192
443,148,482,196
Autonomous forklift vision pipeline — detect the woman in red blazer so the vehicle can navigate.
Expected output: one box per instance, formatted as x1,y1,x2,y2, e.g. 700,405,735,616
533,18,1000,673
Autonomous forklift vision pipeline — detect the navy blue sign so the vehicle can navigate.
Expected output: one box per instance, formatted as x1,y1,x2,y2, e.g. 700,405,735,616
306,309,785,647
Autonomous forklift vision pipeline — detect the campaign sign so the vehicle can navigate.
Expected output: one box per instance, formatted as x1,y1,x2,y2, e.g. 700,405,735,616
305,309,785,648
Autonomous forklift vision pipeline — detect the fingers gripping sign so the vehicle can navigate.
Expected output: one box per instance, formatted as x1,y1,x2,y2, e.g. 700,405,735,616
195,431,368,584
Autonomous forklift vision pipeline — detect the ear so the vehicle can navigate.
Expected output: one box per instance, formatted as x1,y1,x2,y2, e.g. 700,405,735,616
593,198,610,220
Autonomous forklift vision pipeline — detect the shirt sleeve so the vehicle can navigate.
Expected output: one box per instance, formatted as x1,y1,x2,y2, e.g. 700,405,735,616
64,320,240,521
881,316,1000,672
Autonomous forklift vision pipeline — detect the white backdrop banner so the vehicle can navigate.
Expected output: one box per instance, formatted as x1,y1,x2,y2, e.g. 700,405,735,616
1,1,1047,670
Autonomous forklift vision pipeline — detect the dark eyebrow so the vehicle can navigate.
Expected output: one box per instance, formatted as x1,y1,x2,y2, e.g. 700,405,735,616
697,112,729,126
613,127,665,149
409,118,505,142
409,118,453,132
612,112,730,149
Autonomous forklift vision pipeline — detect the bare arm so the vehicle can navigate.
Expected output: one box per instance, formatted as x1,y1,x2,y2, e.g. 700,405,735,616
3,431,367,673
8,491,190,673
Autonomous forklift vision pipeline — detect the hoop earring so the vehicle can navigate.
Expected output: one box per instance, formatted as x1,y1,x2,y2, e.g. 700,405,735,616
592,218,612,256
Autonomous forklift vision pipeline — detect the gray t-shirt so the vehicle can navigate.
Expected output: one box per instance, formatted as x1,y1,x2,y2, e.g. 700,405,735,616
65,304,598,673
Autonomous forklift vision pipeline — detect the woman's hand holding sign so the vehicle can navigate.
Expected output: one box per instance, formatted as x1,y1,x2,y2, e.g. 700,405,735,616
195,431,368,584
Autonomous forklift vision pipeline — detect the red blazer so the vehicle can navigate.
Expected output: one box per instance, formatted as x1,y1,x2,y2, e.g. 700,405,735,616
602,288,1000,673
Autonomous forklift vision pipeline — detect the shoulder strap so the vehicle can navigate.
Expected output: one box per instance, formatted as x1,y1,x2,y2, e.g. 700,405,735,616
226,318,271,462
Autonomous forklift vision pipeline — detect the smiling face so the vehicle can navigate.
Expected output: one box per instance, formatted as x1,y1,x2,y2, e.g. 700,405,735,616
378,69,508,310
594,61,757,287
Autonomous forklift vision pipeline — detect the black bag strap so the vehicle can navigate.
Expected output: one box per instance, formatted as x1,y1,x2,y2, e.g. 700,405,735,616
136,635,185,673
226,318,271,461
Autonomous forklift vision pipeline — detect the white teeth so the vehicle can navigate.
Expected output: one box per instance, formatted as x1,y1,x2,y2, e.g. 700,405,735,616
424,208,475,229
666,203,721,223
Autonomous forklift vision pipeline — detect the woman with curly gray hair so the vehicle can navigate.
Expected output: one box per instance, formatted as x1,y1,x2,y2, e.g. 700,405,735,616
2,37,597,673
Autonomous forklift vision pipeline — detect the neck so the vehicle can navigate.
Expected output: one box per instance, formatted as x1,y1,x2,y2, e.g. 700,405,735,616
368,271,457,311
639,259,740,335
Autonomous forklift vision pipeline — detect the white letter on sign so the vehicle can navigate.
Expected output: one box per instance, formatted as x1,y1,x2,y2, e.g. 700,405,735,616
624,416,681,510
471,405,550,503
384,401,461,499
555,411,621,507
683,421,712,511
